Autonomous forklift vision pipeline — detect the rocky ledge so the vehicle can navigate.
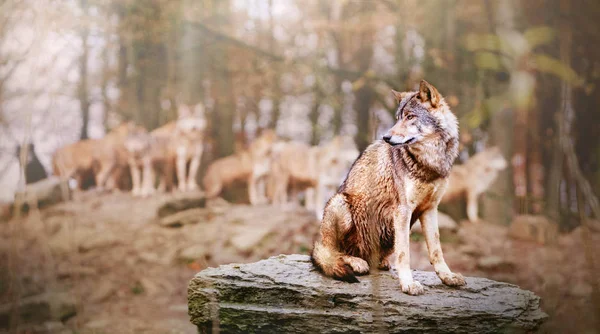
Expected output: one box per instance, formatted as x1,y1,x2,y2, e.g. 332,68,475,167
188,254,547,333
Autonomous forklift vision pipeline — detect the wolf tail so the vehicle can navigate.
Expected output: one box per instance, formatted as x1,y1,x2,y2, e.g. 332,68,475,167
311,236,360,284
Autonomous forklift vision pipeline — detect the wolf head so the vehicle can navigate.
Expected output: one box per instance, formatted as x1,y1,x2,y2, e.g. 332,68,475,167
250,129,277,158
482,146,508,171
383,80,458,148
176,103,207,133
109,121,147,139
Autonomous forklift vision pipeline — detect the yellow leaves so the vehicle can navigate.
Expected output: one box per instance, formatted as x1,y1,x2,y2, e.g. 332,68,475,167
463,33,502,52
523,26,556,49
351,70,375,91
474,52,503,71
352,77,366,91
531,54,584,87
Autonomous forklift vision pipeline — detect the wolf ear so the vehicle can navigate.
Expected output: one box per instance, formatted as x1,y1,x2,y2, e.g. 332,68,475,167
418,80,441,108
391,90,406,103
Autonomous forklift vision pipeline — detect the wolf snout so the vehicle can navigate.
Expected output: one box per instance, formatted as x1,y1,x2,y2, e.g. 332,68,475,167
383,134,414,146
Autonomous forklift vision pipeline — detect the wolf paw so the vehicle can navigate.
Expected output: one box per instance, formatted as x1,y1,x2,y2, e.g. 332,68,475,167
378,258,391,271
344,257,370,275
439,272,466,287
186,182,199,191
401,281,424,296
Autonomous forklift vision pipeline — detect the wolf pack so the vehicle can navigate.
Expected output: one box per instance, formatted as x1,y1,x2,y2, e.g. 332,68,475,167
50,80,510,295
50,105,361,218
50,91,507,223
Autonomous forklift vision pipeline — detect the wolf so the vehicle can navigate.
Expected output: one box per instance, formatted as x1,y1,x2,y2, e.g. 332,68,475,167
441,146,507,222
311,80,465,295
202,129,277,204
124,104,206,196
52,122,145,190
269,136,358,217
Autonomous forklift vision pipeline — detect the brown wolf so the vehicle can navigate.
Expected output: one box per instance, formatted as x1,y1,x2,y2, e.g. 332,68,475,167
311,80,465,295
52,122,145,190
442,146,507,222
202,129,277,203
269,136,358,217
124,104,206,196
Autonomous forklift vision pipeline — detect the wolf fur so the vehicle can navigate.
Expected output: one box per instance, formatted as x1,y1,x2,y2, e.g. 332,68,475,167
269,136,358,217
124,104,206,196
442,146,507,222
311,80,465,295
52,122,145,190
202,129,277,203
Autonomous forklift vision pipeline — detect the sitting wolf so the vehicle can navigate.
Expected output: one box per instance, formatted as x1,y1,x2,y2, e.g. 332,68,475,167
311,80,465,295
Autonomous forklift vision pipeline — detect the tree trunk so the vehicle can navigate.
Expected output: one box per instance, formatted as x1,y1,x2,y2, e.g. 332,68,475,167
481,0,516,225
78,0,90,139
210,0,234,158
267,0,282,131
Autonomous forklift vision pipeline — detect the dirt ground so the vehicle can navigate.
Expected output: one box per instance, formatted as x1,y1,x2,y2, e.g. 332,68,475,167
1,191,598,333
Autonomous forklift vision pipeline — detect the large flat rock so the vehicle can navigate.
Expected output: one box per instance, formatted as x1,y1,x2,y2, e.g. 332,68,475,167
188,254,547,333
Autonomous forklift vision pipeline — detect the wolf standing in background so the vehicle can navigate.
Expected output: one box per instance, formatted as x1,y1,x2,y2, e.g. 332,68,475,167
442,146,507,222
311,80,465,295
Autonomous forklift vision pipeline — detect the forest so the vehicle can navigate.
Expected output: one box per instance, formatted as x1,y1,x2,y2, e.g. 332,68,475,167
0,0,599,333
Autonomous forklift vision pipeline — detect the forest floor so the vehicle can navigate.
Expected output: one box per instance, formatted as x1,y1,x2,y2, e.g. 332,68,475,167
0,191,598,333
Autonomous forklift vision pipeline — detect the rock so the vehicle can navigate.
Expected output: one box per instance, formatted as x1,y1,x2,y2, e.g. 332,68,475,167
56,264,97,278
188,254,547,333
230,225,275,253
16,321,71,334
158,208,219,227
458,244,483,257
168,304,189,313
85,319,111,329
157,192,206,218
412,212,458,234
0,292,76,329
138,277,160,296
79,232,120,252
477,256,516,272
178,245,206,262
569,281,593,298
13,177,72,214
508,215,558,245
88,280,116,303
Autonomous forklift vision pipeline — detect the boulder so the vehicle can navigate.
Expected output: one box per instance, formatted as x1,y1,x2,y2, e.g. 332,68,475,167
0,292,76,330
11,177,71,216
156,192,206,218
188,254,547,333
158,207,225,227
508,215,558,245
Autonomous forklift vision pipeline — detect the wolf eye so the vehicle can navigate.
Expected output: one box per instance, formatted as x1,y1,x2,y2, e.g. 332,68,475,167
406,114,415,120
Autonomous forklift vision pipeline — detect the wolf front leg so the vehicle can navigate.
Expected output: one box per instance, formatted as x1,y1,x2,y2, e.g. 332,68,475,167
393,208,424,295
420,208,466,287
186,144,202,191
95,162,115,191
248,173,259,205
129,159,141,196
140,156,156,197
176,147,188,192
466,191,480,223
